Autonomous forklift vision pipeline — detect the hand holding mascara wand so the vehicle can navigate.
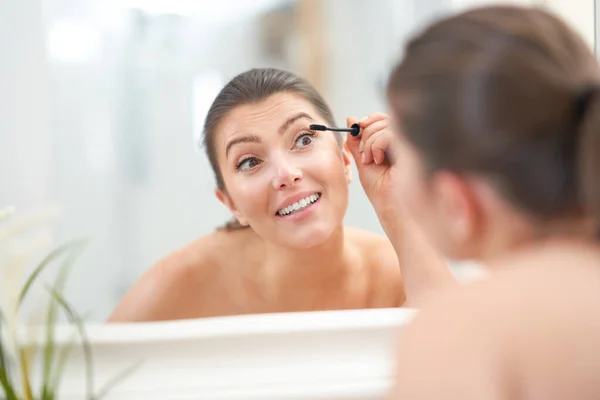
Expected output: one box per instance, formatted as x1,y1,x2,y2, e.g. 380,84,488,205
310,119,391,164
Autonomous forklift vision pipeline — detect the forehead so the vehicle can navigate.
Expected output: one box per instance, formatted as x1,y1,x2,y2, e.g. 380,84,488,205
216,93,324,143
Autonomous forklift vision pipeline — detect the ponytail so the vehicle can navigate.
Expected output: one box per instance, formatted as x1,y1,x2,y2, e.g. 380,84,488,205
576,85,600,237
218,217,250,231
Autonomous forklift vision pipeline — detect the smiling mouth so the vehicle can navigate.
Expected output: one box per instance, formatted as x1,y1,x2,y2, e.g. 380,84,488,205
276,193,321,216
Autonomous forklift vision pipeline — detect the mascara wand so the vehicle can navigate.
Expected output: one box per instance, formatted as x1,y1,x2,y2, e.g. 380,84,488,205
312,123,394,164
310,123,361,137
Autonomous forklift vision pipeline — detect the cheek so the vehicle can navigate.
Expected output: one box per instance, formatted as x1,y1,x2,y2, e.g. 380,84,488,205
395,156,452,254
398,171,429,219
397,173,447,251
307,146,349,187
225,175,269,215
394,146,432,223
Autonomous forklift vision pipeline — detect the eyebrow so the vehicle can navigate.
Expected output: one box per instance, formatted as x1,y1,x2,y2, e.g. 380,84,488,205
278,112,314,135
225,134,261,158
225,112,314,158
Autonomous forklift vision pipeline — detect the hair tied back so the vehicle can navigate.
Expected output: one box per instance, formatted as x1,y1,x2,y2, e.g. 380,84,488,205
574,84,600,123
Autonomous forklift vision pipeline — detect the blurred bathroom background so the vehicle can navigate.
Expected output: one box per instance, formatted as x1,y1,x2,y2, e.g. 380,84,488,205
1,0,596,320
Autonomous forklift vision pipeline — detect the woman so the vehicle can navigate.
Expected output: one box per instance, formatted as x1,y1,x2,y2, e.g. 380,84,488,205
348,5,600,398
108,68,447,322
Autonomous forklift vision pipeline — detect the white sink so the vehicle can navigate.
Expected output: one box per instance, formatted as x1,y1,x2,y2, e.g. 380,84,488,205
25,308,416,399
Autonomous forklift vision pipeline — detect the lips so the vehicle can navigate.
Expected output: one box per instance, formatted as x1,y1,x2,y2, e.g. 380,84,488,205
276,192,321,216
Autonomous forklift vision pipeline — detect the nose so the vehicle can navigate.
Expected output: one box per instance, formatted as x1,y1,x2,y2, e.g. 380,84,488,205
272,161,302,190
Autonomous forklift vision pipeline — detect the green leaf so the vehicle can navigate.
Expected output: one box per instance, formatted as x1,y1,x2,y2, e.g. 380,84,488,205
44,337,74,400
0,311,8,377
48,315,84,395
18,238,88,306
0,311,17,400
95,360,142,400
18,345,34,400
44,285,95,400
40,242,86,399
0,365,18,400
0,367,18,400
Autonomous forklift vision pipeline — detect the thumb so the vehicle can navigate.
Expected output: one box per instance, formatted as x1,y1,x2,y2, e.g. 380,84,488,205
345,116,362,165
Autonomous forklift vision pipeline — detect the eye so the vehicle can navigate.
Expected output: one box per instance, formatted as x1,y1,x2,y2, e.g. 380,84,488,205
293,132,315,149
236,157,261,172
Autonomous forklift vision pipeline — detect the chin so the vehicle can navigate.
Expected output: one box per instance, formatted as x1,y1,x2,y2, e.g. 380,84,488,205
275,222,339,250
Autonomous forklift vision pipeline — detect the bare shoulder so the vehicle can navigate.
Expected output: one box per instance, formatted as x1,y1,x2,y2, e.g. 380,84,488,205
345,226,398,261
107,229,252,322
401,244,600,346
393,243,600,399
344,226,404,306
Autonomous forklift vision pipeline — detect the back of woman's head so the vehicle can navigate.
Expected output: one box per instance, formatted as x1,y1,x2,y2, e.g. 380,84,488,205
202,68,337,230
387,5,600,236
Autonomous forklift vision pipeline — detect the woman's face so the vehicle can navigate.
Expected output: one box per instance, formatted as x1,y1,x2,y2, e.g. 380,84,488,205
214,93,352,249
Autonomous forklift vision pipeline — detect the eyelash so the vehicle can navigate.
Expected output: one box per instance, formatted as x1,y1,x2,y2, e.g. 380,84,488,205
236,156,260,172
235,131,318,172
293,131,317,148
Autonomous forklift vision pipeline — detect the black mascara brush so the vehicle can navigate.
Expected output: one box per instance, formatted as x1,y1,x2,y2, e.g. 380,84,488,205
310,123,361,137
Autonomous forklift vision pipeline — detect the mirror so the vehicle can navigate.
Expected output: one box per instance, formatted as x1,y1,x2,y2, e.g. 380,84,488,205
7,0,594,321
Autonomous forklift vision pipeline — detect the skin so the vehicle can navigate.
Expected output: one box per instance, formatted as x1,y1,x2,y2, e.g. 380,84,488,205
393,240,600,400
353,108,600,398
108,93,406,322
346,114,456,306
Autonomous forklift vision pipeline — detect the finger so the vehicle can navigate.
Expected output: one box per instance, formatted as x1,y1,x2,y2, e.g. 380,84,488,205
362,130,385,165
360,119,389,158
370,134,391,165
359,112,389,128
345,116,362,163
347,115,360,128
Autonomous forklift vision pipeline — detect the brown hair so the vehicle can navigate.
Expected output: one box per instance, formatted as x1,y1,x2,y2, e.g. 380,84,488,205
387,5,600,235
202,68,338,230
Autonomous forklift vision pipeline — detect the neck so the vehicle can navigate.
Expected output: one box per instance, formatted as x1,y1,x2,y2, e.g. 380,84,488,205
480,218,595,265
484,234,599,272
259,225,354,293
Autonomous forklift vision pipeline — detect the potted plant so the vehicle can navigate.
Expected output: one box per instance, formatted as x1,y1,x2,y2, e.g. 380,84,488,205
0,206,132,400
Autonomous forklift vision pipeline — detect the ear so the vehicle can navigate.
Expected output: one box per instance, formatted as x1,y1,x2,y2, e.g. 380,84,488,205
215,188,249,226
342,141,353,184
430,171,480,252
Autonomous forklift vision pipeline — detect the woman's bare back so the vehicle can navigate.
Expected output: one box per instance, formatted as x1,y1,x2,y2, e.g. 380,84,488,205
108,227,403,322
393,240,600,399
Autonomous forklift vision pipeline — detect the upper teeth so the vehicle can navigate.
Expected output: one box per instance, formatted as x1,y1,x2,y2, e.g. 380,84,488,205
277,193,320,216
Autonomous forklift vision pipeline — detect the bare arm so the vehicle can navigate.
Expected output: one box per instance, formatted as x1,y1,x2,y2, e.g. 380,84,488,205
378,206,456,307
345,114,457,307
